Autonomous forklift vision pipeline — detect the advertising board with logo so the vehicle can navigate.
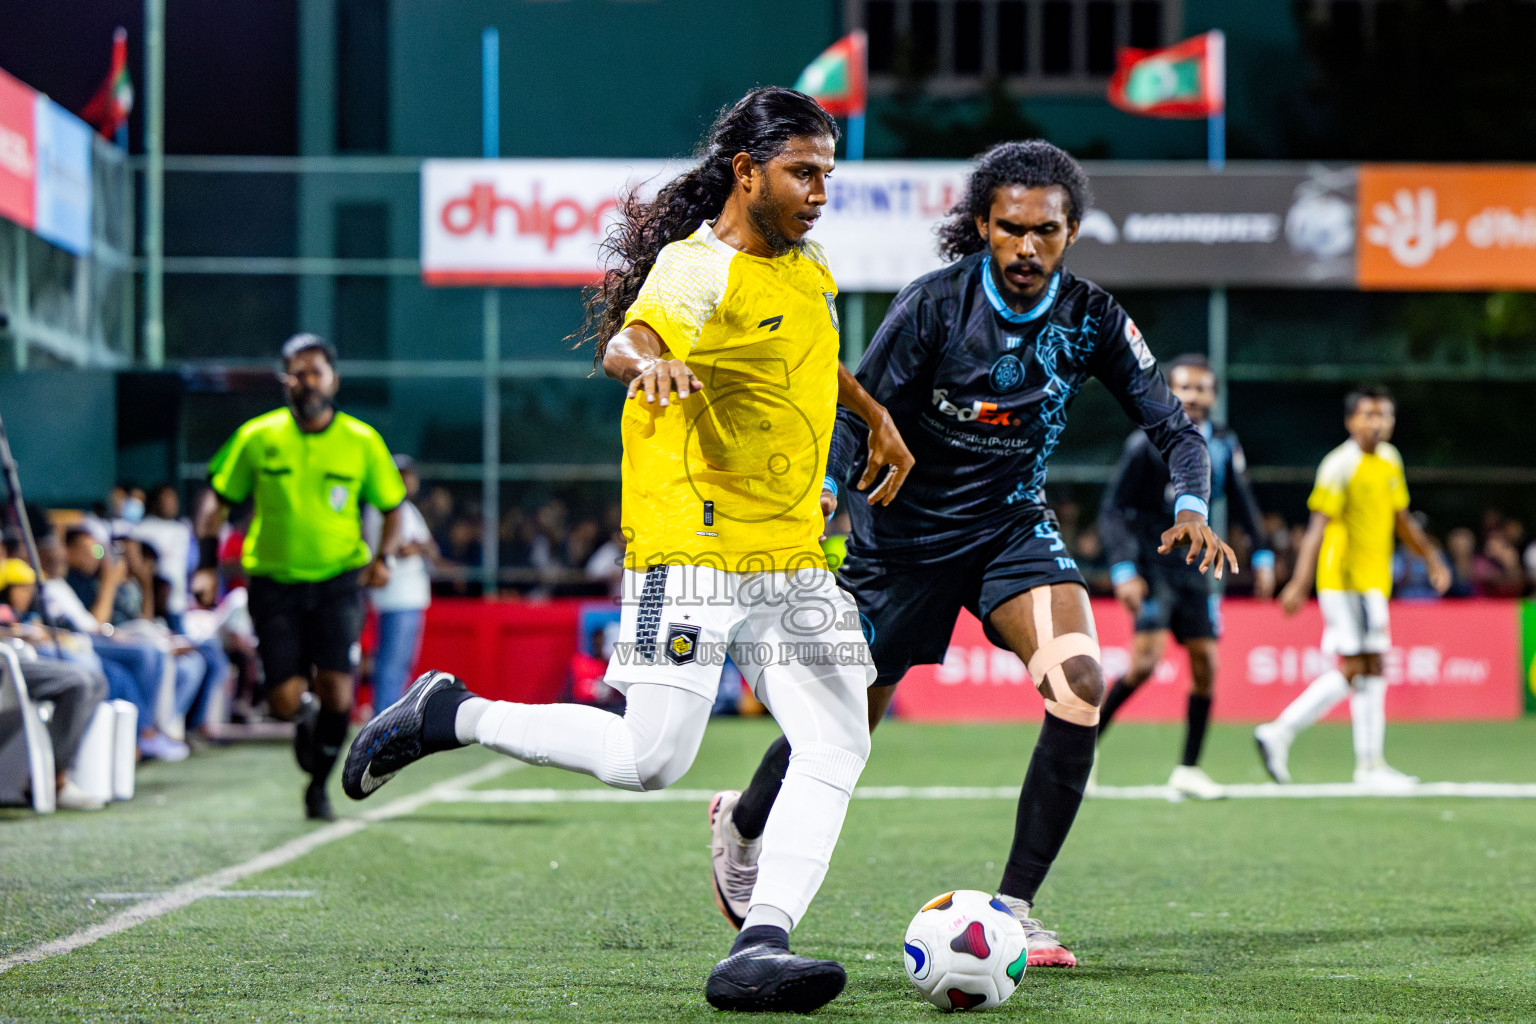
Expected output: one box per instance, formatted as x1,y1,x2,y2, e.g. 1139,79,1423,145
892,599,1522,723
420,160,1360,290
0,66,93,258
1357,166,1536,290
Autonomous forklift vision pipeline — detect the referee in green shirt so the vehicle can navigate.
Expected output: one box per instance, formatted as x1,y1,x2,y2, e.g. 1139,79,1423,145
194,334,406,820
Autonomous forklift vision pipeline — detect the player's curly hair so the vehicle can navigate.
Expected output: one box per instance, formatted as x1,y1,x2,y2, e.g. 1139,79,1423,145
575,87,839,367
936,141,1092,262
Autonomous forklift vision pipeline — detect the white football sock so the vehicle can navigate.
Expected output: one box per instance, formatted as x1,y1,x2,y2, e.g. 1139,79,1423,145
741,905,793,934
474,684,709,792
749,742,866,930
454,697,491,744
1273,669,1350,736
1349,675,1387,770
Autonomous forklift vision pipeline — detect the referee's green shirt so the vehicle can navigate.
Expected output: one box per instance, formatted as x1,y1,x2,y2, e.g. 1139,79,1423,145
207,409,406,583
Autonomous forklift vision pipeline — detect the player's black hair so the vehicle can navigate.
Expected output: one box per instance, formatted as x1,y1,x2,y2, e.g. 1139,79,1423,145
1165,353,1216,387
575,87,839,367
937,141,1092,262
62,526,93,548
280,333,338,370
1345,384,1394,416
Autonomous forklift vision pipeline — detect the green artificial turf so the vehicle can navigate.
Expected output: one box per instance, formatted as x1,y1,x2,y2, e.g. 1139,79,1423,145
2,718,1534,1022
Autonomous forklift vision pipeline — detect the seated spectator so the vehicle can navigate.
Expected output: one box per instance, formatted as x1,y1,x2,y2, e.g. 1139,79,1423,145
1473,529,1525,598
63,527,142,626
38,530,190,762
0,557,109,809
137,541,230,741
130,484,194,633
1446,527,1476,597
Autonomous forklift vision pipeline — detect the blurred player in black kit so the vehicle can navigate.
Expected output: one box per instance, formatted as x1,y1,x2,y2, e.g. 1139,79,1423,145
707,141,1236,966
1095,355,1274,800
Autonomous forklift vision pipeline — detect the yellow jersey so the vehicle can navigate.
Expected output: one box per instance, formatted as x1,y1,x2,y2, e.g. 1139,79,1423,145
1308,439,1409,594
619,221,840,572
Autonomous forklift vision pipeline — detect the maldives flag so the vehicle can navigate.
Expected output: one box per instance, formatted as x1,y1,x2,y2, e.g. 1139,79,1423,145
1107,30,1224,119
80,27,133,139
793,30,867,117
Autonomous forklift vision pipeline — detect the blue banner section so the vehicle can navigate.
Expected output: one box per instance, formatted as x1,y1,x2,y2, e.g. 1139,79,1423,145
32,95,92,257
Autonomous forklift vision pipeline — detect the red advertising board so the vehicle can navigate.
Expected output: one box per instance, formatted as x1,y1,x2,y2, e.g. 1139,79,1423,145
0,68,36,231
893,598,1521,723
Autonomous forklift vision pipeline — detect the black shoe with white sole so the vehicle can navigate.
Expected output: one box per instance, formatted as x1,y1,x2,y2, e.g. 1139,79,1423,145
342,671,467,801
704,944,847,1013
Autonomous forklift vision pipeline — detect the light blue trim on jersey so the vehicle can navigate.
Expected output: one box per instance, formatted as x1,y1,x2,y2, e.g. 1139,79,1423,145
1174,494,1209,519
822,474,838,500
1251,549,1275,571
980,263,1060,324
1111,561,1140,587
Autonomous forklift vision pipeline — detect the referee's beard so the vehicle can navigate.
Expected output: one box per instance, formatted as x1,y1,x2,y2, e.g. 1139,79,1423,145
289,390,334,424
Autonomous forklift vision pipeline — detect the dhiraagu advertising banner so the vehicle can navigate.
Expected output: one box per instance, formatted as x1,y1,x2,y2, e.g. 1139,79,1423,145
1522,600,1536,714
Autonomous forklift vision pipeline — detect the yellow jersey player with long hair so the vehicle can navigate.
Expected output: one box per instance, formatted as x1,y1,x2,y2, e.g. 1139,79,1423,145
1255,386,1450,788
343,87,913,1014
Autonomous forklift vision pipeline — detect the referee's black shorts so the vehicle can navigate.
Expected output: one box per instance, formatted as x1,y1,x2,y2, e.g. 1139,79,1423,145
247,569,365,690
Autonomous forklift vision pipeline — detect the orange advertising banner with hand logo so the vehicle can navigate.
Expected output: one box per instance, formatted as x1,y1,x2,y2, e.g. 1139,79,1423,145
1358,165,1536,289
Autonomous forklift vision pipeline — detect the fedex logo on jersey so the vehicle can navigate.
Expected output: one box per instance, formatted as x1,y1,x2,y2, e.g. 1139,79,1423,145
932,388,1014,425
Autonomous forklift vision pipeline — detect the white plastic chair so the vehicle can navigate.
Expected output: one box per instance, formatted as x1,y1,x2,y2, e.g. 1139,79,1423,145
0,643,57,813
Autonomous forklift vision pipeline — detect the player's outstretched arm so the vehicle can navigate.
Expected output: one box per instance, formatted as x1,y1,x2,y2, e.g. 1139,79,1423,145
837,363,914,506
1278,512,1329,615
1396,509,1452,594
1158,510,1238,579
603,321,702,408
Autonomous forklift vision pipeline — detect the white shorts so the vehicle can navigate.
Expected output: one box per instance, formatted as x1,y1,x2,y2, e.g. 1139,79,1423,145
605,564,876,702
1318,589,1391,656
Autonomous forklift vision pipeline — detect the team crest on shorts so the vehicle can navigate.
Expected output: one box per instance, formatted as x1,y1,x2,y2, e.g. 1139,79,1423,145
824,292,839,332
665,623,700,665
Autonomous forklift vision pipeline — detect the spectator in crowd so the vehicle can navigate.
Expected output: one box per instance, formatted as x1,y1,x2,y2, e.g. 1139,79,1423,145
41,530,191,761
584,525,626,596
418,485,455,551
363,455,436,714
129,484,195,633
1072,523,1112,596
1473,528,1525,597
1392,513,1443,600
1444,528,1476,597
0,557,109,810
63,527,141,625
137,540,230,740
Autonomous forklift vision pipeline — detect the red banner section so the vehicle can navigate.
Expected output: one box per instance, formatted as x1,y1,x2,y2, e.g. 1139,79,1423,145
892,598,1521,723
0,68,36,231
415,598,582,705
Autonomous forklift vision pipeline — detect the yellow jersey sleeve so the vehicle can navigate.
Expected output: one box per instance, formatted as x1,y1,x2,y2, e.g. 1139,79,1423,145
207,421,258,504
620,235,731,359
1379,443,1410,511
1307,444,1357,519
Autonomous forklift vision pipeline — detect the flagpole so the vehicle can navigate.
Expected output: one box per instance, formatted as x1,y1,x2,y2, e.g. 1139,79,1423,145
143,0,164,367
1206,30,1228,542
480,26,501,598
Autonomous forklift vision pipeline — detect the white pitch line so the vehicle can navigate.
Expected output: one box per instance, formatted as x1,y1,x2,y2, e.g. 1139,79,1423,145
0,758,517,975
92,890,316,902
436,780,1536,805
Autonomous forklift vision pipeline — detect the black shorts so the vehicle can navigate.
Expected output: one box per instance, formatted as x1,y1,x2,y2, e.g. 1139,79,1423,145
247,569,366,690
837,511,1086,685
1132,563,1219,642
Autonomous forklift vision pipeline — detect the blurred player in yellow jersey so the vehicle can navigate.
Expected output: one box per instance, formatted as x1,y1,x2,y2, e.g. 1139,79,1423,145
1255,386,1449,789
344,87,913,1014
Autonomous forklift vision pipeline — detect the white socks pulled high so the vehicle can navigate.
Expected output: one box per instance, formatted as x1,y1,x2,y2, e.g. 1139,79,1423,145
1349,675,1387,771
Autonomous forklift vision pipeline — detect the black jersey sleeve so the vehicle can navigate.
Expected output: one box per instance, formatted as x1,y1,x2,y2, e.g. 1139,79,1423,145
1224,429,1271,560
827,281,944,490
1089,298,1211,514
1097,432,1150,572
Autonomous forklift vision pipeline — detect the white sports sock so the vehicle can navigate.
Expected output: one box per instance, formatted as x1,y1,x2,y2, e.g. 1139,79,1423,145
475,700,644,790
1349,675,1387,771
1273,669,1350,736
741,905,793,933
749,742,867,930
454,697,491,745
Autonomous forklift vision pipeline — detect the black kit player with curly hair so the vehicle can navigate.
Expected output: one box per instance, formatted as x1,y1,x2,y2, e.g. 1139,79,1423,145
709,141,1238,970
346,87,914,1014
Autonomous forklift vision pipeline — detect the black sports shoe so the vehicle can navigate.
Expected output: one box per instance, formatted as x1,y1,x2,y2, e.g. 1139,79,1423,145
293,695,320,774
304,778,334,821
704,944,847,1013
342,671,466,801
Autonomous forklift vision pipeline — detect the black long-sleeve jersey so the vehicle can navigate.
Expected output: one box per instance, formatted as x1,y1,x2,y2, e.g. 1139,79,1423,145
828,254,1210,555
1097,424,1271,578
